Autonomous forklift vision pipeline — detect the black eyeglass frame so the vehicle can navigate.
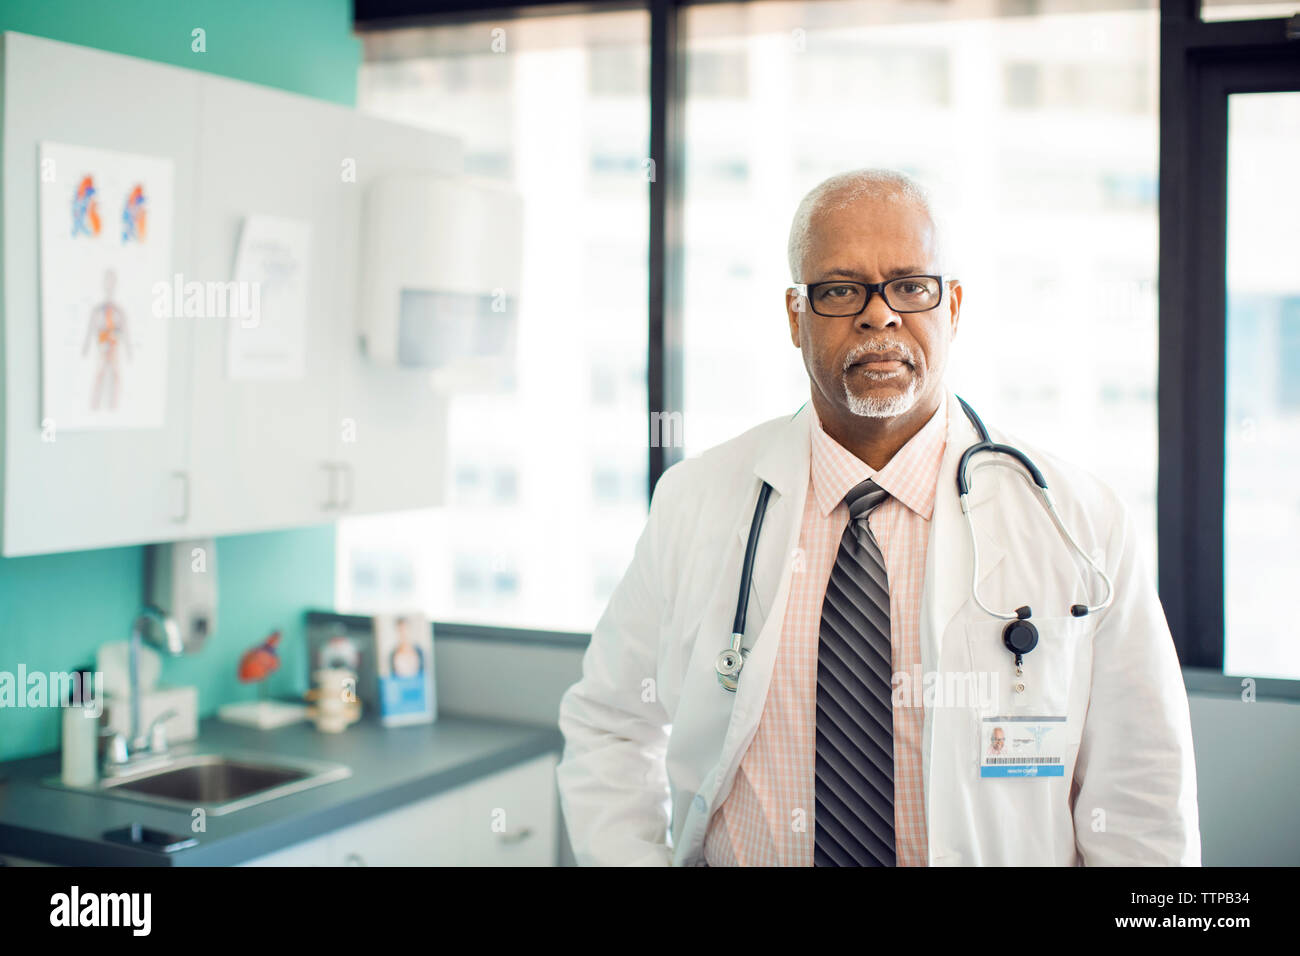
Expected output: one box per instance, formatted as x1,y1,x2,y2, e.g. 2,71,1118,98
794,274,955,317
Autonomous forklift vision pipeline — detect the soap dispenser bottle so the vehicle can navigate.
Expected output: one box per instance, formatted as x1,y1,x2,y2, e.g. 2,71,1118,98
60,667,100,787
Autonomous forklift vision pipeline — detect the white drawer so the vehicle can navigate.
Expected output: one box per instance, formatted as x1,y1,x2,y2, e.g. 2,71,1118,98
451,753,559,866
243,753,559,867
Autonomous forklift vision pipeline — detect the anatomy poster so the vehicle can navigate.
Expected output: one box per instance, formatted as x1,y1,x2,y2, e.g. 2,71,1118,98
38,142,174,430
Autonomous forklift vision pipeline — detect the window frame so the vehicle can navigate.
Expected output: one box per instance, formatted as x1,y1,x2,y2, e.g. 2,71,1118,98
1158,0,1300,693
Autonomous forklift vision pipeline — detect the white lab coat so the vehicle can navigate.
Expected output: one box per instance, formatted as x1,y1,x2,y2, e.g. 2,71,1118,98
556,387,1201,866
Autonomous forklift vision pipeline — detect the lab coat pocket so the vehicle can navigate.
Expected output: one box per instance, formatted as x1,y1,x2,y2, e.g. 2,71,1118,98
966,615,1092,791
964,615,1091,719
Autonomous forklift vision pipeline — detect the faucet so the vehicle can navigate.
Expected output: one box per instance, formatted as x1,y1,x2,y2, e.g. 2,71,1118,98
101,605,183,777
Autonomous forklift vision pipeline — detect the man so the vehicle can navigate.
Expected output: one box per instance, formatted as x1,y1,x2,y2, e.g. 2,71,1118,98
987,727,1007,758
557,168,1200,866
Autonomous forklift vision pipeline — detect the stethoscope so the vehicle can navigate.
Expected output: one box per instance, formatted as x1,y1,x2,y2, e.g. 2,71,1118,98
715,394,1115,692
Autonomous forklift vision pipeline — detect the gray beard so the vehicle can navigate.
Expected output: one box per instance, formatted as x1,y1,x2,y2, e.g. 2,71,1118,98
842,370,922,418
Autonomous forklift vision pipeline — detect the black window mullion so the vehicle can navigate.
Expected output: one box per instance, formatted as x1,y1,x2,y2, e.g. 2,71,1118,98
1184,57,1229,671
648,0,684,503
1157,0,1196,661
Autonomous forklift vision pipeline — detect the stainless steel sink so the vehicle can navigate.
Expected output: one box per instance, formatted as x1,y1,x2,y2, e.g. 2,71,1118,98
45,751,351,816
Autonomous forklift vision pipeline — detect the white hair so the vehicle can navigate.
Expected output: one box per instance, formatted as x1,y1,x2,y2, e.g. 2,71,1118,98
786,168,943,283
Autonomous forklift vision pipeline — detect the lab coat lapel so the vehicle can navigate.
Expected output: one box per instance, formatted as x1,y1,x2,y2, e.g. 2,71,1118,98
704,406,810,785
739,403,813,637
922,388,1007,676
666,409,808,815
672,408,809,863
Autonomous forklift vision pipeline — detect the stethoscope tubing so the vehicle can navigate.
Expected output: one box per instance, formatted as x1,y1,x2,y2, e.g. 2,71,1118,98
716,480,772,690
716,395,1116,691
961,457,1115,621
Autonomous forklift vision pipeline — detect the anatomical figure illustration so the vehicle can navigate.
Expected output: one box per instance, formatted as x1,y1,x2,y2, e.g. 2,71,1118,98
71,174,101,238
121,183,147,243
81,268,132,411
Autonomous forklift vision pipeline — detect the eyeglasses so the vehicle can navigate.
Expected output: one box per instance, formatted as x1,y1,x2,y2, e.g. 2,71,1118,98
795,275,950,317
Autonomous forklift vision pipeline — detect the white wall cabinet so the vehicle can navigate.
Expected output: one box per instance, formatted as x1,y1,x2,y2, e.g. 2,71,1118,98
181,80,348,539
243,753,559,867
0,35,202,555
0,32,459,555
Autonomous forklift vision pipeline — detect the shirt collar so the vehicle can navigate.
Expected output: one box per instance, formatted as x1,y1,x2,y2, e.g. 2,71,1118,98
810,388,950,520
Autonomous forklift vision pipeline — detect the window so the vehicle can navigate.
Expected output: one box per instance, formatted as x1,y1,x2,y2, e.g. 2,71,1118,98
1223,91,1300,680
1159,4,1299,687
337,10,650,632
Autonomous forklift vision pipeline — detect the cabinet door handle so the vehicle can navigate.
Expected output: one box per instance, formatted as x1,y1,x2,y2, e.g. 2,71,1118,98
499,826,534,845
171,471,189,524
320,462,337,511
337,461,353,509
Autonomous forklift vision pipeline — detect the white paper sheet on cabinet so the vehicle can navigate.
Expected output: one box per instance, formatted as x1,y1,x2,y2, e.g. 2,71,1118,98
226,215,311,381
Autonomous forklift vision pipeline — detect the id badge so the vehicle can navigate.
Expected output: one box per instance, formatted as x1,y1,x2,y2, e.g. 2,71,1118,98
979,715,1067,778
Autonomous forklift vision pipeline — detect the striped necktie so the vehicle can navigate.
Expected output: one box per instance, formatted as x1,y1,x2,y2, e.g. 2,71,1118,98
814,477,897,866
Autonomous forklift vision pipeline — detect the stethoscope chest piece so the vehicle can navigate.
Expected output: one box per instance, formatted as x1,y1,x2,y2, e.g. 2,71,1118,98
715,644,748,692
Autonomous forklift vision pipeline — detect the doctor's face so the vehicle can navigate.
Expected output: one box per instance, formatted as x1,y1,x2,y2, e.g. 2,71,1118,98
786,196,960,433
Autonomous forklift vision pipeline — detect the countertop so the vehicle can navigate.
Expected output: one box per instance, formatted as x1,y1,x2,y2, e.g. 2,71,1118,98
0,713,563,866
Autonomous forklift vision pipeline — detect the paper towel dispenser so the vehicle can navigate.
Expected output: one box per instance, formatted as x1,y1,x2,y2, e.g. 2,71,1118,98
358,173,523,386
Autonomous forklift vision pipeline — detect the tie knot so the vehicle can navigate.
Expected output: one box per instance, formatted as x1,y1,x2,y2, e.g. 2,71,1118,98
845,478,890,520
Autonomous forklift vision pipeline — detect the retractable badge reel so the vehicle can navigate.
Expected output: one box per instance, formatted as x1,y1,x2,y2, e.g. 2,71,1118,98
1002,607,1039,694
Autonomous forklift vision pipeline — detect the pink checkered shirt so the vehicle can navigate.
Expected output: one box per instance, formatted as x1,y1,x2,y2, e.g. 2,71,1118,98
703,393,950,866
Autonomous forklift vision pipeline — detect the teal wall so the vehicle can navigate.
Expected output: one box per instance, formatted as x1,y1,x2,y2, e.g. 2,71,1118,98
0,0,360,760
0,0,359,107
